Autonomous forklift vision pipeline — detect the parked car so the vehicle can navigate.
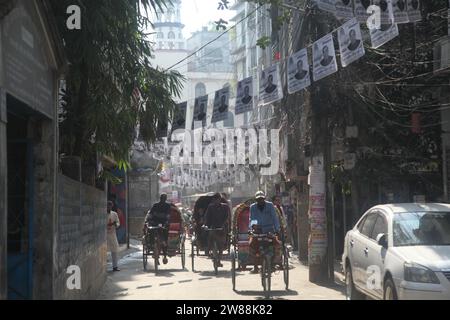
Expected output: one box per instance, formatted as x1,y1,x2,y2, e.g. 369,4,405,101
342,203,450,300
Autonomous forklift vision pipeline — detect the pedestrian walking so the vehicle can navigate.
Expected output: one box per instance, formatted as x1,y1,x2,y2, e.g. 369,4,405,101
107,200,121,271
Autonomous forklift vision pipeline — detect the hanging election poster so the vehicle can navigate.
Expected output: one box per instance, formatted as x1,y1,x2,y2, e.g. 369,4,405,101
392,0,409,23
259,64,283,106
354,0,373,23
287,48,311,94
370,22,399,48
407,0,421,22
315,0,337,14
171,101,187,132
235,76,254,115
313,33,338,82
211,87,230,123
373,0,394,25
338,18,365,67
335,0,354,20
192,94,208,129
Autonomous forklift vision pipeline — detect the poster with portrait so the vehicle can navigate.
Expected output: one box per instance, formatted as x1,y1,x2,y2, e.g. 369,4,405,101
192,94,208,129
369,22,399,48
313,34,338,82
392,0,409,23
335,0,354,20
211,87,230,123
259,64,283,106
171,101,187,132
407,0,421,22
354,0,373,23
235,77,254,115
373,0,394,25
287,48,311,94
338,18,365,67
315,0,337,14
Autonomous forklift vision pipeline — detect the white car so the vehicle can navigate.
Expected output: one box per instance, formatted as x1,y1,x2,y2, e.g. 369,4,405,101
342,203,450,300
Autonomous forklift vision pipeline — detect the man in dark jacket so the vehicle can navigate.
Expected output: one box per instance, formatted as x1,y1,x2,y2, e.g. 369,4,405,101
145,193,171,264
204,193,230,267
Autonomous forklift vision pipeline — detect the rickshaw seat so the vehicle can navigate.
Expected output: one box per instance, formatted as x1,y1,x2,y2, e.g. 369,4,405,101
169,222,181,234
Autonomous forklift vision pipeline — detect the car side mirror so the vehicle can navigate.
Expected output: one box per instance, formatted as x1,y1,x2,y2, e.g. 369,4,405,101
376,233,388,248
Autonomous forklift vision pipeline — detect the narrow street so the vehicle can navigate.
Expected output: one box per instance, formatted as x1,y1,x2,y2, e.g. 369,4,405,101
98,240,345,300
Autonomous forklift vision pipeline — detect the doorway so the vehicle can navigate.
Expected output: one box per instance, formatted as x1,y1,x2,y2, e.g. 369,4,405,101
6,95,34,300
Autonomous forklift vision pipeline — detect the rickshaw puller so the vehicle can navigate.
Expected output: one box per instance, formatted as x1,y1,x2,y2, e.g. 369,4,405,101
145,193,171,265
249,191,281,273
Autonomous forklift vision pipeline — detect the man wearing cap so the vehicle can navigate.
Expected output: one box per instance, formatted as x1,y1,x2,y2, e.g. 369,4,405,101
248,191,281,273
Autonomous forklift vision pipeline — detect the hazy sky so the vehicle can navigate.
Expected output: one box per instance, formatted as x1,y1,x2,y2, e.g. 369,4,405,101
180,0,235,38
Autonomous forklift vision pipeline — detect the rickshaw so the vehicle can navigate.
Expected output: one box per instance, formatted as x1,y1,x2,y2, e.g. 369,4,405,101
191,193,231,272
142,203,186,273
230,199,289,298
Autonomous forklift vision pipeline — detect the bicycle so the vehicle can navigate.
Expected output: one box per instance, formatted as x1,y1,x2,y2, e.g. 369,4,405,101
250,232,276,299
144,224,167,273
204,226,225,275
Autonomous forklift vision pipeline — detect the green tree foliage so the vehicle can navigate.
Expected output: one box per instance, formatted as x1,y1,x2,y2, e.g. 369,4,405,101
50,0,184,165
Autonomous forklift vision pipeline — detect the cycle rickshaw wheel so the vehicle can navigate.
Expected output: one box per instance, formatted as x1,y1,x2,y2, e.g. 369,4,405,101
153,237,159,274
283,246,289,290
213,242,219,276
261,257,271,299
231,247,236,291
191,239,195,272
143,240,148,270
181,238,186,270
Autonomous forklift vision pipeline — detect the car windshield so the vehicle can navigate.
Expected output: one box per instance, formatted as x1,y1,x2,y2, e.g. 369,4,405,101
393,211,450,246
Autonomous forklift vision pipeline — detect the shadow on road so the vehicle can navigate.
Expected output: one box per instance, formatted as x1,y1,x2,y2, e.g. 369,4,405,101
234,289,299,300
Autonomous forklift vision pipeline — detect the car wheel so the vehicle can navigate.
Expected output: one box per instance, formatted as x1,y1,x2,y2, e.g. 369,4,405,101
383,278,398,300
346,266,365,300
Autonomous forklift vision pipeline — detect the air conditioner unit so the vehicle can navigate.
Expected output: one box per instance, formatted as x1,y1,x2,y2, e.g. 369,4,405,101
434,36,450,73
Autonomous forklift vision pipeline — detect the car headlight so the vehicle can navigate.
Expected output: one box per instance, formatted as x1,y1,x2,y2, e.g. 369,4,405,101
404,263,440,284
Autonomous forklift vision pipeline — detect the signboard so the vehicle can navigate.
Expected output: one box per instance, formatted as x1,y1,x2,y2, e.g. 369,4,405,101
315,0,337,14
370,22,399,48
313,34,338,81
392,0,409,24
211,87,230,123
287,48,311,94
235,77,254,115
407,0,421,22
2,1,55,118
354,0,373,23
171,102,187,132
338,18,365,67
259,64,283,106
373,0,394,25
192,95,208,129
335,0,354,20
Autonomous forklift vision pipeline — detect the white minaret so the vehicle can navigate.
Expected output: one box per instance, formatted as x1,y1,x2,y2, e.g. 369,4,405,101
154,0,186,51
152,0,188,103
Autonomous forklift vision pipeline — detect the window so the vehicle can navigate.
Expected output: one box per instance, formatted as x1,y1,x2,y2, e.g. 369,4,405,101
179,33,183,39
168,31,175,39
168,42,175,49
195,83,206,97
157,32,164,39
371,214,388,240
178,42,184,50
159,42,164,49
359,213,378,238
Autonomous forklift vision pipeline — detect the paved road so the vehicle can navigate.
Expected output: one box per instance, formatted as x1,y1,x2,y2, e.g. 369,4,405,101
98,240,345,300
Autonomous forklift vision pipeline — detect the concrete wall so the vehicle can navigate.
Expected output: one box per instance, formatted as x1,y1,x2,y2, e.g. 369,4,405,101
54,174,107,300
128,171,158,237
0,90,6,300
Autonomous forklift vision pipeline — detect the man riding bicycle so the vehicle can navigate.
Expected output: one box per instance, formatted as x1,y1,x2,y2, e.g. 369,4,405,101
204,193,230,267
249,191,281,273
144,193,171,265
